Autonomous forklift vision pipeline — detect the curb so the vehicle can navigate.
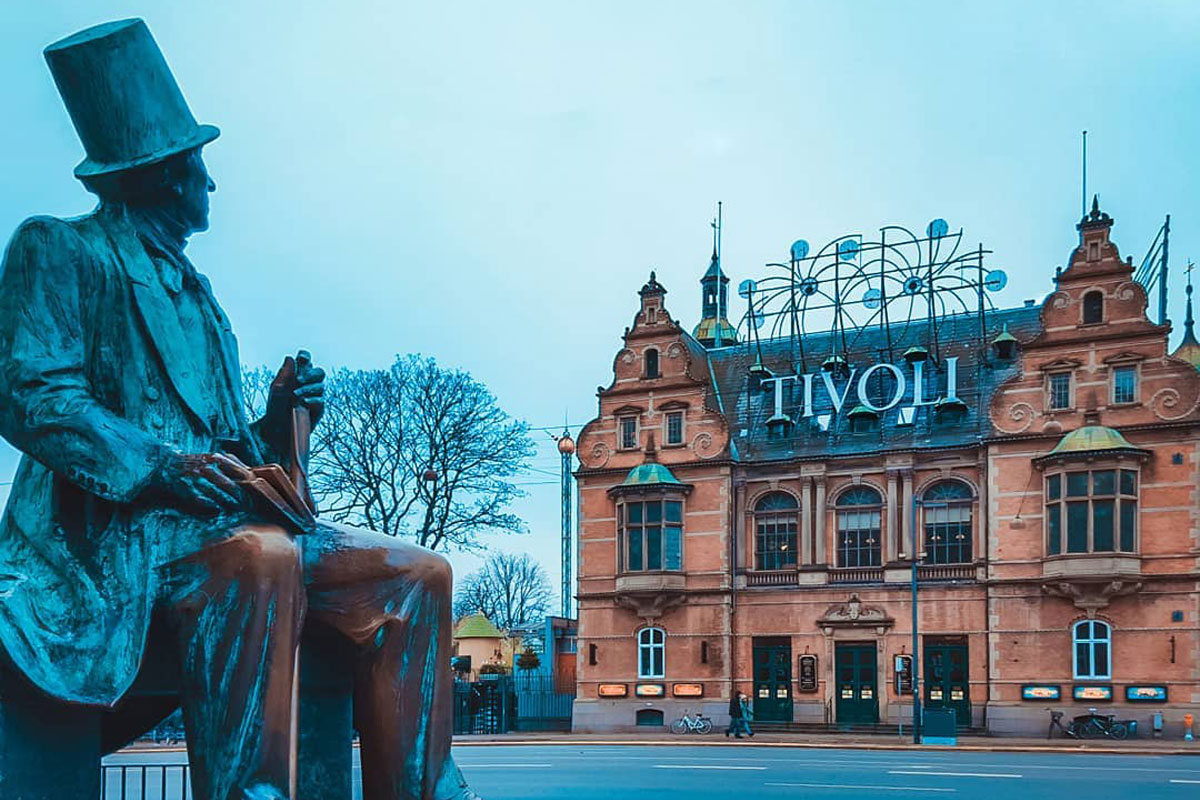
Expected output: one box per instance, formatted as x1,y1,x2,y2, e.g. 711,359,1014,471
451,737,1200,756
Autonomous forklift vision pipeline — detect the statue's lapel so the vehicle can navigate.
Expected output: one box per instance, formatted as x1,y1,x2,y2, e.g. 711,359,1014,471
100,208,215,431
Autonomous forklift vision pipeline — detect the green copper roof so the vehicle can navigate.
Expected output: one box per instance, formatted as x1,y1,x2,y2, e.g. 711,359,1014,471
848,404,877,418
992,323,1018,344
1047,425,1141,457
903,345,929,361
693,316,738,346
621,462,684,488
454,613,503,639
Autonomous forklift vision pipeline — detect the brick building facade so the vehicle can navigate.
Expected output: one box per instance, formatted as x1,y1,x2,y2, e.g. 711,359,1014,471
571,204,1200,735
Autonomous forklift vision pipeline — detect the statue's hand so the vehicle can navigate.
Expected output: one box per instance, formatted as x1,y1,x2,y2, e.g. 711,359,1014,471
261,351,326,446
144,451,251,515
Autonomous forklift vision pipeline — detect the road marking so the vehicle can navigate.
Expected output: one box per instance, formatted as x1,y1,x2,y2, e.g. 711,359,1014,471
1170,779,1200,784
654,764,768,770
889,770,1022,779
456,763,552,768
767,782,956,793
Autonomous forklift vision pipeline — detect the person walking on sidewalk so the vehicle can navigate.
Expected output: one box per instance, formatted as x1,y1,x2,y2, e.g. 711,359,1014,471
726,690,754,738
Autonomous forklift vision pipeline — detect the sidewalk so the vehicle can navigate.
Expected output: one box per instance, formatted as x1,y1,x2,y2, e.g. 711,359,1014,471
451,730,1200,755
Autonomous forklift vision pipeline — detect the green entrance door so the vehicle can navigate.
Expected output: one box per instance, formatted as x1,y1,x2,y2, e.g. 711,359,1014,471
752,638,793,722
835,643,879,726
924,641,970,726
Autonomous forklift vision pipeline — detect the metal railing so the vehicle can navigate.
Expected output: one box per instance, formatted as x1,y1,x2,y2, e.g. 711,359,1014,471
101,764,190,800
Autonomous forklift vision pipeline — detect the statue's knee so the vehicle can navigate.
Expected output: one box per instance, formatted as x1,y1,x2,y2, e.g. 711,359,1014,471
221,526,301,583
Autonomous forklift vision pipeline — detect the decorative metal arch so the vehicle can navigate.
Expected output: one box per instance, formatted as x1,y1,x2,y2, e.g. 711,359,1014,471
736,219,1007,371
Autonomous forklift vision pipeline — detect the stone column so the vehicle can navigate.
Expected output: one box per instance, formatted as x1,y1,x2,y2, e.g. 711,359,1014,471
801,478,813,565
886,472,899,562
902,471,914,559
814,477,827,565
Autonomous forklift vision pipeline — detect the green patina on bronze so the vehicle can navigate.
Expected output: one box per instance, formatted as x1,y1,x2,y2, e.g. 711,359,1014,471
0,18,480,800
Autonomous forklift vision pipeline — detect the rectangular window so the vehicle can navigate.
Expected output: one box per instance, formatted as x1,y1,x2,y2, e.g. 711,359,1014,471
1045,468,1138,556
665,412,684,445
1047,504,1062,555
924,503,972,564
1048,373,1072,410
621,499,683,572
619,417,637,449
1112,366,1137,404
1066,502,1089,552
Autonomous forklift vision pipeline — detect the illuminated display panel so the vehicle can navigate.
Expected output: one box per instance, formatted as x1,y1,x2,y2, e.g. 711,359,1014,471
597,684,627,698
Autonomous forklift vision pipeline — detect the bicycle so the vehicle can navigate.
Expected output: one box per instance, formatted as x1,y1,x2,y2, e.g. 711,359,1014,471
671,711,713,735
1047,707,1129,740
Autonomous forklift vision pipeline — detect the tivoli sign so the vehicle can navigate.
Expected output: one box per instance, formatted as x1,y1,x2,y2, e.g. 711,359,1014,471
759,357,960,424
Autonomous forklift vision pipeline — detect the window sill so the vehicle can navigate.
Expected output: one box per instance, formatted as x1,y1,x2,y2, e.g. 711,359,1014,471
616,572,686,594
1042,553,1140,580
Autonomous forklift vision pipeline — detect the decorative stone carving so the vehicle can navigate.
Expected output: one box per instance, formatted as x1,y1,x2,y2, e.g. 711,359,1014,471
666,342,684,359
1149,386,1200,422
588,440,612,468
993,401,1036,434
619,349,636,365
816,593,894,635
614,591,686,621
1041,579,1143,616
690,431,719,460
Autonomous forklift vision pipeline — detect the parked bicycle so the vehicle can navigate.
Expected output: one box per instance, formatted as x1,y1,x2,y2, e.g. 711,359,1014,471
671,711,713,735
1046,707,1130,740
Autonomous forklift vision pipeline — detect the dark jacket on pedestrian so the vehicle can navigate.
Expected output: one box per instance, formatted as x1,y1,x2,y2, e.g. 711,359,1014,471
729,694,743,719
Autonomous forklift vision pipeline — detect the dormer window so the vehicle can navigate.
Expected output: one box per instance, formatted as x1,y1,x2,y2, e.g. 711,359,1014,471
1082,290,1104,324
644,348,660,379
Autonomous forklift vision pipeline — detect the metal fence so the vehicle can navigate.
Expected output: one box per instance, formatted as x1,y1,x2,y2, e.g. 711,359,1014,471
453,674,574,734
102,764,191,800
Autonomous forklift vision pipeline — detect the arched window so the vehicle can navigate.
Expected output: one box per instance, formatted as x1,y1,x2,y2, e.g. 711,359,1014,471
1082,290,1104,324
922,481,974,564
754,492,799,570
644,348,660,379
1073,620,1111,680
638,627,665,678
836,486,883,568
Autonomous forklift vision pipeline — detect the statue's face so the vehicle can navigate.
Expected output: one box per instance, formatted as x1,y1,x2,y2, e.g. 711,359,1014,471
176,150,216,234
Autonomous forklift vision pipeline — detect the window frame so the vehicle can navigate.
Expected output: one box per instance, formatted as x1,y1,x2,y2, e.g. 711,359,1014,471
753,491,800,571
637,627,666,679
618,415,638,450
921,480,974,565
1110,364,1138,406
1047,372,1073,411
1081,290,1104,325
1072,619,1112,680
644,348,660,379
835,486,883,568
1044,468,1138,556
664,411,685,447
617,497,685,573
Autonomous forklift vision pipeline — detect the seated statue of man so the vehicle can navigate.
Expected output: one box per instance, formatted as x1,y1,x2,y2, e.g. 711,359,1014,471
0,19,480,800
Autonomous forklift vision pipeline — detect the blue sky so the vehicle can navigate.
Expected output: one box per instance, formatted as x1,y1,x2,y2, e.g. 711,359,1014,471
2,1,1198,603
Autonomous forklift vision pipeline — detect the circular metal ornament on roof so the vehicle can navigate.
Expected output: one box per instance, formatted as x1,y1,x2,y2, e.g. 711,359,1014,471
799,276,819,296
837,239,859,261
927,218,949,238
984,269,1008,292
790,239,810,260
862,287,882,309
738,278,757,299
903,275,925,295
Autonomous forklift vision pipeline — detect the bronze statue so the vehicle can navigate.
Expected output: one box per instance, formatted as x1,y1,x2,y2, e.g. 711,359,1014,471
0,19,480,800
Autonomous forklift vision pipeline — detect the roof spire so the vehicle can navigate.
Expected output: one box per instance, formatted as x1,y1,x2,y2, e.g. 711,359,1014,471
1173,260,1200,370
694,202,737,348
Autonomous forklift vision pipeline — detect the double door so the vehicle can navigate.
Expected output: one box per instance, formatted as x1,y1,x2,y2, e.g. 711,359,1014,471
752,638,793,722
924,641,970,726
835,643,878,726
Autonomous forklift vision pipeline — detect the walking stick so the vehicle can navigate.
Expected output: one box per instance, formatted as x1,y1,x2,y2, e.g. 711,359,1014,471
288,402,315,797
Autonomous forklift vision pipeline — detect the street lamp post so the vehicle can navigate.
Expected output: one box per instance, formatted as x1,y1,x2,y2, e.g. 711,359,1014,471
906,497,947,745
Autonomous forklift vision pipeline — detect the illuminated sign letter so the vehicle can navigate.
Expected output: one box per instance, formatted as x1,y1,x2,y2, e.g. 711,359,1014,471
910,359,935,406
944,357,960,401
856,363,906,412
762,375,797,424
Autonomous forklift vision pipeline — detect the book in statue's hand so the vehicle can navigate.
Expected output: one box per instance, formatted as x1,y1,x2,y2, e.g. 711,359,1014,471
191,453,317,536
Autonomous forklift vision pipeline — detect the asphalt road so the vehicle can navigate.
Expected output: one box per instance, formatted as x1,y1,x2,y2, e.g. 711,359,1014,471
103,744,1200,799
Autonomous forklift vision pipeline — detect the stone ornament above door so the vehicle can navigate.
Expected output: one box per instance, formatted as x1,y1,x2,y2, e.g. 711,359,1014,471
817,593,895,635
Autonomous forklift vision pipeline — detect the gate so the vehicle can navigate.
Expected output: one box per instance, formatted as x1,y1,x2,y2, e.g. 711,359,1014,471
453,674,574,734
835,642,878,725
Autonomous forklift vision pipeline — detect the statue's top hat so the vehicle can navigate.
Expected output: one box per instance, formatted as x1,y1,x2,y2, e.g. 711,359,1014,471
44,18,218,178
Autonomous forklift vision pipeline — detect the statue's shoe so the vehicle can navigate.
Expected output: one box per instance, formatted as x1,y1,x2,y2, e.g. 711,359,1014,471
433,756,484,800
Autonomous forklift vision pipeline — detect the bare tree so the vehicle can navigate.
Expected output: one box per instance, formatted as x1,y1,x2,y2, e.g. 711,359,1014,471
453,552,553,630
241,355,534,551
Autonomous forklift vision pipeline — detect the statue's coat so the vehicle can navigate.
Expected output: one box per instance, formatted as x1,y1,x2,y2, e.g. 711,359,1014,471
0,204,269,705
